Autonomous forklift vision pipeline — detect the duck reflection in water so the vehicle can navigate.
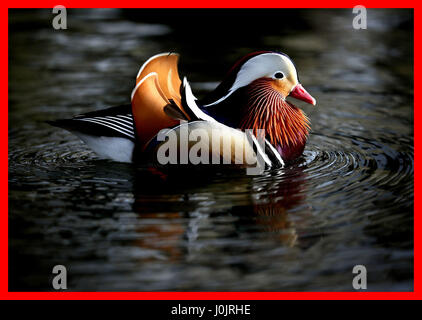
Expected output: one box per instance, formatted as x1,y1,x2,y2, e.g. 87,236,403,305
130,163,310,261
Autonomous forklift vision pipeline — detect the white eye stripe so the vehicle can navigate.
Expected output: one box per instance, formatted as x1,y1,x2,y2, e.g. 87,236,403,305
204,53,298,107
234,54,296,89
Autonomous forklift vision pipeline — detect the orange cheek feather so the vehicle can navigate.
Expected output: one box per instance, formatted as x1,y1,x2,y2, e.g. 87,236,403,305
240,78,310,156
270,79,293,98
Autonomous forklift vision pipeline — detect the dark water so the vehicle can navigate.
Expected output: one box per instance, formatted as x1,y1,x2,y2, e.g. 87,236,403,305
9,9,413,291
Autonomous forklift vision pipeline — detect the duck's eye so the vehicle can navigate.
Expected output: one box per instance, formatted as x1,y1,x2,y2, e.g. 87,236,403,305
274,72,284,79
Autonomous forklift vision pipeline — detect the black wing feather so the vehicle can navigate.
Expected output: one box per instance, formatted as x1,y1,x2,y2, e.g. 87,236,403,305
47,104,136,141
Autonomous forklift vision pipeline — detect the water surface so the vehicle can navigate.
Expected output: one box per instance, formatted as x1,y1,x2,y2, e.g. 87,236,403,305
9,9,413,291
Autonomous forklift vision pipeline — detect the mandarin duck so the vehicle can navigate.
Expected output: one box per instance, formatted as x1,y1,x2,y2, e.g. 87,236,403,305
48,51,316,168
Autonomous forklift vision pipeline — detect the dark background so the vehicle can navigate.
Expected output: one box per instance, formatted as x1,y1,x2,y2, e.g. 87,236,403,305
9,9,413,291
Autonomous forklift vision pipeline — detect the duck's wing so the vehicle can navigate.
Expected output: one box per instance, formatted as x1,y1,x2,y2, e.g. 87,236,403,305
48,53,187,144
132,53,197,149
136,52,183,108
48,53,226,149
46,53,191,162
47,104,135,141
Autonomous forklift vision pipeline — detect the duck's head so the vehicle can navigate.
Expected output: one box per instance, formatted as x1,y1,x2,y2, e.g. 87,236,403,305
201,51,317,162
203,51,316,107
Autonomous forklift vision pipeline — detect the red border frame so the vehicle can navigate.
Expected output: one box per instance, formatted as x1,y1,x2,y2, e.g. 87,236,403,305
3,1,418,300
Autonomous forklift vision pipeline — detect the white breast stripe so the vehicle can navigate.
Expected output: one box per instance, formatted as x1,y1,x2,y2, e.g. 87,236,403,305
77,118,135,139
248,132,272,168
183,78,217,122
265,140,285,167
